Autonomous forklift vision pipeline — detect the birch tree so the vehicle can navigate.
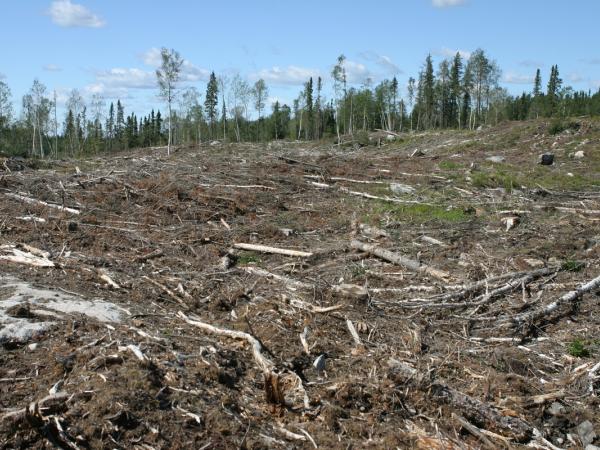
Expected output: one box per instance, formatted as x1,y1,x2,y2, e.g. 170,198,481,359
252,79,268,141
156,47,183,155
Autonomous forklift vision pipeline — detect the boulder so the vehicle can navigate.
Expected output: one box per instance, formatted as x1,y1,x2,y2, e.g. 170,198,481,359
390,183,415,195
539,153,554,165
486,155,505,163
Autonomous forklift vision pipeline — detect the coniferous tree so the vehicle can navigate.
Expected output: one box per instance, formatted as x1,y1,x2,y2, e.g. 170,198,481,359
407,77,416,131
205,72,219,139
391,77,399,131
422,55,436,129
305,78,314,140
315,77,322,139
64,109,76,155
155,111,163,143
449,53,463,128
533,69,542,97
547,65,562,116
115,100,125,148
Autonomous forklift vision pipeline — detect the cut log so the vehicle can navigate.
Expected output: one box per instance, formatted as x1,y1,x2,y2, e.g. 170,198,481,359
350,240,450,281
242,266,313,290
431,383,532,443
504,273,600,330
0,245,54,268
233,243,313,258
5,192,80,215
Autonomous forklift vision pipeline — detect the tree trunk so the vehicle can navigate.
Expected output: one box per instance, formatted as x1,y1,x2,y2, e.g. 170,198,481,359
167,99,172,156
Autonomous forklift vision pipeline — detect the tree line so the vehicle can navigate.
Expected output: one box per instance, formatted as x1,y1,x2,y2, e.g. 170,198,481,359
1,47,600,158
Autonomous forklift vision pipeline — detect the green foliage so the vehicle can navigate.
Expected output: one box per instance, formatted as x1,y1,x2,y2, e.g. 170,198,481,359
561,260,585,272
567,339,590,358
237,252,260,265
548,119,580,135
354,130,370,147
439,160,463,170
470,168,521,192
204,72,219,137
372,201,469,223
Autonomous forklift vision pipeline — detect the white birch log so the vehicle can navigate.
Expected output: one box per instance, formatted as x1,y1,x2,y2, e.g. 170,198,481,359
234,243,313,258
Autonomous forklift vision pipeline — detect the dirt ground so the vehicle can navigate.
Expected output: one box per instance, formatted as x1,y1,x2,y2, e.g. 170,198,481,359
1,119,600,449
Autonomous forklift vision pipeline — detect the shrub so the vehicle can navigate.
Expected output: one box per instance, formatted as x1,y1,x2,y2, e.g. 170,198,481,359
568,339,590,358
354,130,370,147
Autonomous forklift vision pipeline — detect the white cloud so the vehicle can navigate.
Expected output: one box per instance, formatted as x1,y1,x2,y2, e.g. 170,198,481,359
0,73,5,80
250,65,321,86
181,61,210,82
436,47,472,59
503,72,534,84
592,80,600,89
518,60,544,68
140,48,162,67
95,68,155,89
140,47,209,82
568,73,585,83
359,51,402,75
344,60,374,84
82,83,131,100
48,0,105,28
432,0,466,7
43,64,62,72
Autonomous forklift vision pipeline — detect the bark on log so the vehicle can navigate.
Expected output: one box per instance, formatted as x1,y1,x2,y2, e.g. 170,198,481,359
5,192,81,215
234,243,313,258
431,383,532,443
350,240,450,281
503,273,600,330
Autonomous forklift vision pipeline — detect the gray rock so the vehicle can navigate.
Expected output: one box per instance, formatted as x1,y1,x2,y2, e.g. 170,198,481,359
390,183,416,195
573,150,585,159
585,445,600,450
547,402,565,416
313,354,326,373
577,420,597,447
486,155,505,163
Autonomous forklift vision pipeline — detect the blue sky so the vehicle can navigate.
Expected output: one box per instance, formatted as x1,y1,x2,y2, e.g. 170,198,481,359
1,0,600,118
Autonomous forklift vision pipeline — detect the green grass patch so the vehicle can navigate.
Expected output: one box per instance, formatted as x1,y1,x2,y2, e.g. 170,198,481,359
470,168,522,192
562,260,585,272
439,160,463,170
371,201,470,223
237,251,261,265
567,339,590,358
530,167,600,191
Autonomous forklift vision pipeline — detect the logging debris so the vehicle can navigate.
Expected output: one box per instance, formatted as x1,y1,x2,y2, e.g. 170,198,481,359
1,122,600,448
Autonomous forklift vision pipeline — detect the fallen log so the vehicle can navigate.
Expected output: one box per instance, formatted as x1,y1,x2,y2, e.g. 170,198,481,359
5,192,81,215
0,245,54,268
502,273,600,331
234,243,313,258
393,268,556,309
427,267,555,303
431,383,532,443
350,240,450,281
242,266,313,290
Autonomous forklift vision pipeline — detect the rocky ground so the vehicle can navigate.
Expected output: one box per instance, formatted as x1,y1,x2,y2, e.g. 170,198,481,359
1,118,600,449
